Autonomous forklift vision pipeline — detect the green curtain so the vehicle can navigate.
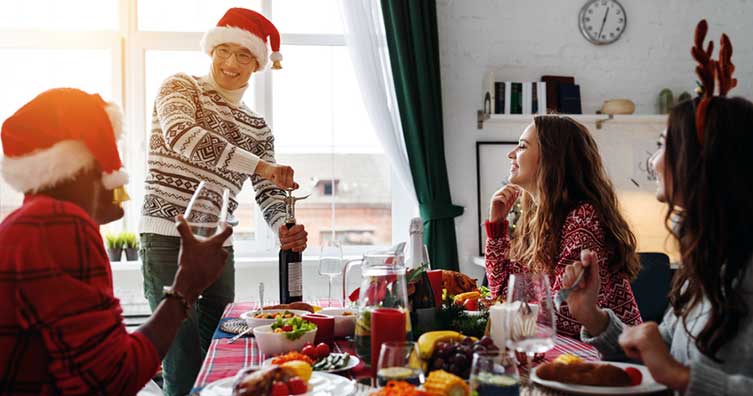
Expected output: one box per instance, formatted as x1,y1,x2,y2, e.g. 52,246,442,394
381,0,463,270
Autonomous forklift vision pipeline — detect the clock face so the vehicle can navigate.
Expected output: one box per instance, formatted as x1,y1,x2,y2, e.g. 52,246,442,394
579,0,627,45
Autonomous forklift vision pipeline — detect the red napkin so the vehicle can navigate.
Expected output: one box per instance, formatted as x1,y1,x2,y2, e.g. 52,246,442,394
370,308,406,370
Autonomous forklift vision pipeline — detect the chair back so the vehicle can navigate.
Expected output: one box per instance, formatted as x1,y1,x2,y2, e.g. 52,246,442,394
631,252,672,323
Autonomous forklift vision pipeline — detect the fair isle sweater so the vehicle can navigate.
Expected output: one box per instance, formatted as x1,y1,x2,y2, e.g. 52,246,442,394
583,258,753,396
485,202,642,338
139,72,286,243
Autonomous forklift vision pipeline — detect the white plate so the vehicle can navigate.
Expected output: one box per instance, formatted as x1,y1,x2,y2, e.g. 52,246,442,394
262,354,361,373
200,371,356,396
531,361,667,395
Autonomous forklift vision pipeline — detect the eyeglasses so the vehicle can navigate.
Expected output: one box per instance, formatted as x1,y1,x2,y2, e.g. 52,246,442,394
213,46,255,65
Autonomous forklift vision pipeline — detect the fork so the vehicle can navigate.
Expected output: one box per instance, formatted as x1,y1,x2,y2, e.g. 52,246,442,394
554,268,584,311
352,381,375,396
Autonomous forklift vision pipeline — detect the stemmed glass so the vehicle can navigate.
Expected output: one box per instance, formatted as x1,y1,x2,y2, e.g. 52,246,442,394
318,240,343,307
184,180,231,240
376,341,424,387
506,273,556,384
469,351,520,396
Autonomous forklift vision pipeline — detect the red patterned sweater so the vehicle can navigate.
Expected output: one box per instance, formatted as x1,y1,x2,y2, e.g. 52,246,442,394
485,202,642,338
0,196,160,395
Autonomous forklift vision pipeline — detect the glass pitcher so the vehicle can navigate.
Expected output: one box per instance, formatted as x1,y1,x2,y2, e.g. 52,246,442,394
343,250,412,364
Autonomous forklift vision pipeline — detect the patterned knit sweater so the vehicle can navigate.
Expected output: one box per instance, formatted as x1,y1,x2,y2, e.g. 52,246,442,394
139,72,286,243
484,202,642,338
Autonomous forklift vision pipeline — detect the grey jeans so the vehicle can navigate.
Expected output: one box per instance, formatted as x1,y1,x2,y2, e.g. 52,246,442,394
140,233,235,396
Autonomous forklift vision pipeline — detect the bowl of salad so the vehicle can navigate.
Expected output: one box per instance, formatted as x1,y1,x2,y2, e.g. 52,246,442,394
241,309,310,330
253,317,318,356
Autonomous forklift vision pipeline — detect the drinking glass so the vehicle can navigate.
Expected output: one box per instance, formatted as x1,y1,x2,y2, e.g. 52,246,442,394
318,240,343,307
506,273,556,383
184,181,230,240
376,341,424,387
470,351,520,396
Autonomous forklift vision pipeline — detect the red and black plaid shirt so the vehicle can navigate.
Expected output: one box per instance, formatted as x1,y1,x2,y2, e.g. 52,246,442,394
0,195,159,395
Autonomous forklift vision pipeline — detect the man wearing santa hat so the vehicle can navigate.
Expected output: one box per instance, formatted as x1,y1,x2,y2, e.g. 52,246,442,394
0,88,232,395
139,8,309,394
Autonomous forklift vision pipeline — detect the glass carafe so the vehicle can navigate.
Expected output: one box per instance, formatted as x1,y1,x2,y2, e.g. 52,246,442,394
345,251,412,365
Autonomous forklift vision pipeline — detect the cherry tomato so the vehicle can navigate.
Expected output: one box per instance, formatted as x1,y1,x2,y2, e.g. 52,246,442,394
463,298,479,311
315,342,330,359
624,367,642,386
301,344,317,359
281,325,293,332
271,381,289,396
288,377,307,394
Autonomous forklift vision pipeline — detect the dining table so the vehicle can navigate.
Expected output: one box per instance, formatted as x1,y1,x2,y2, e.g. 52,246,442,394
191,302,670,396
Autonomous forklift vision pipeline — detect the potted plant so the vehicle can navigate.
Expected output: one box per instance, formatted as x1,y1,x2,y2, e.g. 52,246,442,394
104,233,123,262
121,232,139,261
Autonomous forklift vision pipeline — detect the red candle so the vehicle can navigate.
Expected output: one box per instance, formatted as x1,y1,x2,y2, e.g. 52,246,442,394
427,270,444,307
370,308,406,369
302,313,335,346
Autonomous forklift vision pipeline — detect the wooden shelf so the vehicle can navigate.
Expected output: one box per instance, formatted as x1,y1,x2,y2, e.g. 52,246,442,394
476,112,667,130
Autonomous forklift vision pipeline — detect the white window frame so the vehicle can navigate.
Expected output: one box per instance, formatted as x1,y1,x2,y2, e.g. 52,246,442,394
0,0,415,259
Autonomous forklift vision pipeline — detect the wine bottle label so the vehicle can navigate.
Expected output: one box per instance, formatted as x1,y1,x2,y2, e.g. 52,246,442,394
288,261,302,297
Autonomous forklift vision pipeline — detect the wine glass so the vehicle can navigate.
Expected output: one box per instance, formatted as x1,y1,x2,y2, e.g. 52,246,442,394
506,273,556,384
318,240,343,307
184,181,231,240
376,341,424,387
469,351,520,396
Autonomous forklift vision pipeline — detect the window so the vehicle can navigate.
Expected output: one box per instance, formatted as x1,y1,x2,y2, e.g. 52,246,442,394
0,0,408,257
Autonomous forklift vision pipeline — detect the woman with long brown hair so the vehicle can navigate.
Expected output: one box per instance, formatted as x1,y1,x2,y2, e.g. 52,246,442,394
485,114,642,338
565,20,753,394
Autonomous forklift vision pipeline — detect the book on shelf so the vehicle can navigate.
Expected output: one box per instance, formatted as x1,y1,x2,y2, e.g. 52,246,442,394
522,82,532,115
541,75,575,113
510,82,523,114
494,82,505,114
558,83,582,114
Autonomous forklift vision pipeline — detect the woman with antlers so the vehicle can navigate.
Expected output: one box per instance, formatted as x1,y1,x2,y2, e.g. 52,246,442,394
564,20,753,394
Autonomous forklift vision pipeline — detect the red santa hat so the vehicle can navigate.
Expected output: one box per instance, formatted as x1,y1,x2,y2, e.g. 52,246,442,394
1,88,129,193
200,7,283,70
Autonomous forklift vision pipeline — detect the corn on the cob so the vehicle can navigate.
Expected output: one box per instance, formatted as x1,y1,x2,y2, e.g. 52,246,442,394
452,291,480,304
423,370,469,396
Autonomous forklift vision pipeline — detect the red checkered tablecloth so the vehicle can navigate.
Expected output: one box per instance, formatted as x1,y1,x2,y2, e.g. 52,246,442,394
192,302,601,391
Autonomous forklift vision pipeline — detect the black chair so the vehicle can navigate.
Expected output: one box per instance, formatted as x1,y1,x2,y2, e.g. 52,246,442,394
631,252,673,324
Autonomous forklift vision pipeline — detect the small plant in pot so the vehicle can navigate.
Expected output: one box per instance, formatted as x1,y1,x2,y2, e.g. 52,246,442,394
104,233,123,262
121,232,139,261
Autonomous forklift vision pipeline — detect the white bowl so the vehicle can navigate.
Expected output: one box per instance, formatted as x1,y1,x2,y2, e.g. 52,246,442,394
253,324,317,357
318,308,356,338
240,309,311,330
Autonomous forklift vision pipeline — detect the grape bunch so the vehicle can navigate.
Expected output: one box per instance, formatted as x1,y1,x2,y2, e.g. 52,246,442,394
429,336,499,379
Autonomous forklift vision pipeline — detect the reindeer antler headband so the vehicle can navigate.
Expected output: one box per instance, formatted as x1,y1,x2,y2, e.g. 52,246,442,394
692,19,737,144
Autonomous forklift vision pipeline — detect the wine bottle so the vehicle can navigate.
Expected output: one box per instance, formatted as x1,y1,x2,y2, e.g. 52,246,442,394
405,217,437,336
279,190,306,304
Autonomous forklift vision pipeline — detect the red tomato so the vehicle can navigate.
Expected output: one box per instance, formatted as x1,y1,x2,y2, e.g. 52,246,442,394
281,325,293,332
288,377,307,395
624,367,642,386
301,344,317,359
463,298,479,311
271,381,289,396
315,342,330,359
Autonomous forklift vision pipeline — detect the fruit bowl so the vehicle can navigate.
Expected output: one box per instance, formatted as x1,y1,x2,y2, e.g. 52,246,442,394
253,324,317,357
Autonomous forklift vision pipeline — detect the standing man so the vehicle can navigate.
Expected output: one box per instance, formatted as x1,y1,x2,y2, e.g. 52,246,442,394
139,8,308,395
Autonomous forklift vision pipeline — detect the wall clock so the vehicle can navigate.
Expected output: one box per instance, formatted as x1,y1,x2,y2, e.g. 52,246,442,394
579,0,627,45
